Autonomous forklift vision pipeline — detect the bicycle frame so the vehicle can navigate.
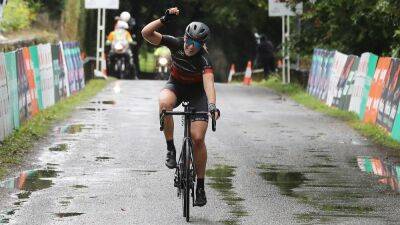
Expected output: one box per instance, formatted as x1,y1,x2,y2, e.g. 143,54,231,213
159,102,216,222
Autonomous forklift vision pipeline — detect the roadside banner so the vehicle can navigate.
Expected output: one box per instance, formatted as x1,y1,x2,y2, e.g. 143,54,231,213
348,53,378,116
364,57,392,124
376,59,400,132
29,45,44,110
0,53,12,138
5,51,19,129
0,41,85,142
307,49,319,95
314,49,328,99
358,53,379,120
311,49,324,97
326,51,348,106
319,51,335,102
22,47,39,117
332,55,357,108
75,42,85,89
57,43,68,99
0,53,7,141
60,42,72,96
337,56,360,110
39,44,55,108
51,44,62,102
16,49,29,124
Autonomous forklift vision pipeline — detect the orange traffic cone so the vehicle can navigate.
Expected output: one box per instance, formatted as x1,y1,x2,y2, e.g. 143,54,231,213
243,61,252,85
228,64,235,83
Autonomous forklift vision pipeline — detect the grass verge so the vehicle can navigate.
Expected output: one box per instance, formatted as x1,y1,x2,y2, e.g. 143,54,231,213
0,78,111,178
255,75,400,150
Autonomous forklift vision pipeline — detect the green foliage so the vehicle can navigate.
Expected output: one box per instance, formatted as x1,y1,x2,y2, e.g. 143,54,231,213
291,0,400,56
32,0,65,20
0,0,38,32
256,75,400,150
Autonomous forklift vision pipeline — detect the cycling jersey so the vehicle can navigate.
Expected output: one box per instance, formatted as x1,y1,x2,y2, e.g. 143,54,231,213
160,35,213,84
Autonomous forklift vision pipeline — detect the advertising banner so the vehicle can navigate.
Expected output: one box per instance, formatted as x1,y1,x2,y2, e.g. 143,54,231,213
22,47,39,117
16,49,29,124
38,44,55,108
332,55,357,108
5,51,19,129
0,53,6,141
376,59,400,132
337,56,360,110
29,45,44,110
348,53,377,116
364,57,392,124
326,51,348,106
51,45,61,102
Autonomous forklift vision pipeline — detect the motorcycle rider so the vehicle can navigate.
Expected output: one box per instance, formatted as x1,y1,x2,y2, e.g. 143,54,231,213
105,20,136,79
154,46,171,79
116,11,140,78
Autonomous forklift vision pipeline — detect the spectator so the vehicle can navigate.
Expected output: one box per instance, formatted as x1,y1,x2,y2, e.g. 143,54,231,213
256,35,276,80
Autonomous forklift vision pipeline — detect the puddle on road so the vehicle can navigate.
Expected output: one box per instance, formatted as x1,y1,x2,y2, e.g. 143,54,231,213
246,110,262,113
0,169,60,195
95,156,114,162
54,212,84,218
259,170,308,197
59,200,70,206
133,97,152,100
49,143,68,152
72,185,88,189
79,107,107,111
90,100,116,105
257,163,379,223
0,168,61,223
357,156,400,193
206,165,248,225
308,164,337,169
58,124,84,134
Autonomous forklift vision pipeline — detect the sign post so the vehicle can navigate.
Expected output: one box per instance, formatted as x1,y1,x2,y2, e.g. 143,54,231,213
269,0,302,84
85,0,119,78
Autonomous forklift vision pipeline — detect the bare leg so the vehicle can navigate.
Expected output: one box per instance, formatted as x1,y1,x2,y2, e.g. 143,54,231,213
191,121,208,179
159,89,177,140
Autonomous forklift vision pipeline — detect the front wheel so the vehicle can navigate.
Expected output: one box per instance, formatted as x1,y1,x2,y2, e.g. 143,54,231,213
184,140,191,222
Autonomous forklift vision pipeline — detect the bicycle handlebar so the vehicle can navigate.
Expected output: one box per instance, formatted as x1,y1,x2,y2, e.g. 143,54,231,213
160,110,216,132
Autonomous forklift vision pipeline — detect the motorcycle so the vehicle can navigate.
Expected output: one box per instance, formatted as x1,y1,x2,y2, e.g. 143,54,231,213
155,56,170,80
110,39,132,79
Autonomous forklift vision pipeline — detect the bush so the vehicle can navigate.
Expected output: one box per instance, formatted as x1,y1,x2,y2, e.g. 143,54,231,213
0,0,38,32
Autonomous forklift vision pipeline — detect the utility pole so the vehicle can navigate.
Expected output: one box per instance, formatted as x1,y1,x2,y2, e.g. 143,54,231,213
85,0,119,78
269,0,303,84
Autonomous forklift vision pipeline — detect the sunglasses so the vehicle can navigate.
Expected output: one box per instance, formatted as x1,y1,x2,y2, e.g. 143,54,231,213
185,38,202,49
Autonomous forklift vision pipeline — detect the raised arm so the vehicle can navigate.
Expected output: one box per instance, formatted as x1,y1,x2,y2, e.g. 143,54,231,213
141,7,179,45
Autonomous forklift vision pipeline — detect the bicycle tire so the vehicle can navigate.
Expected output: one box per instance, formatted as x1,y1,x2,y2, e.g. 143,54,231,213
184,139,191,222
179,142,187,217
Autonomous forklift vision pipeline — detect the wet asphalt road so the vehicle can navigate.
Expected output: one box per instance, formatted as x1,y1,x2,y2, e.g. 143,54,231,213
1,80,400,224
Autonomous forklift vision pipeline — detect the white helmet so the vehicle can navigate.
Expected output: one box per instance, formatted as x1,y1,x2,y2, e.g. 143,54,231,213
116,20,129,30
120,11,131,22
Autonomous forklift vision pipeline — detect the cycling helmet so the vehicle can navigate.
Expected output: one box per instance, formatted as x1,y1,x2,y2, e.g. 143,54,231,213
116,20,129,30
185,22,210,42
120,11,131,22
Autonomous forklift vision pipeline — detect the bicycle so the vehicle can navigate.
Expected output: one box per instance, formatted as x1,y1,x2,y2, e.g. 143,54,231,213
159,102,216,222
